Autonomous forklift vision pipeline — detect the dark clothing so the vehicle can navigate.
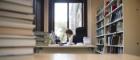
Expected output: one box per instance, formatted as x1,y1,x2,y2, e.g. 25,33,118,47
72,27,87,44
73,35,83,44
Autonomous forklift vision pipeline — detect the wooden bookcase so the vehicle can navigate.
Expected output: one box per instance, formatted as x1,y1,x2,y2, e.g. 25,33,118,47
96,0,123,54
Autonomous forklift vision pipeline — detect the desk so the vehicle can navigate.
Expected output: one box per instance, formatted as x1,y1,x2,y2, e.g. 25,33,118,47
0,54,140,60
35,45,96,53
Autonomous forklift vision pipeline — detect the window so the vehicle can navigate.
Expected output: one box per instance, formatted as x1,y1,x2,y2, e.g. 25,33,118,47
54,3,67,39
49,0,87,42
69,3,83,34
33,0,44,32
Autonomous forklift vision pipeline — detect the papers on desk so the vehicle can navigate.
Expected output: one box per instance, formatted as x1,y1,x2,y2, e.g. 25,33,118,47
83,37,91,45
48,44,92,47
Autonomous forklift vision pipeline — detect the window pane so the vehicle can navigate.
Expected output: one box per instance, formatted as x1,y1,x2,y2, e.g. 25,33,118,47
55,3,67,40
69,3,82,34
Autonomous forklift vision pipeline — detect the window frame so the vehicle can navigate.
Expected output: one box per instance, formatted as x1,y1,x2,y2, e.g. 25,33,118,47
49,0,87,33
33,0,44,32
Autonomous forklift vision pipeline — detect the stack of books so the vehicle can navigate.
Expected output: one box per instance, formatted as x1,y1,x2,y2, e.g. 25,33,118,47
0,0,35,56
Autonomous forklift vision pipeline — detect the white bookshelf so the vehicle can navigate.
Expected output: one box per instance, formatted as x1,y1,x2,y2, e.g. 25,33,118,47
96,0,123,54
106,45,124,47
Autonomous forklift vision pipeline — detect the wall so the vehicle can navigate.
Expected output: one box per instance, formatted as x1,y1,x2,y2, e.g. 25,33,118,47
123,0,140,56
87,0,99,45
44,0,49,32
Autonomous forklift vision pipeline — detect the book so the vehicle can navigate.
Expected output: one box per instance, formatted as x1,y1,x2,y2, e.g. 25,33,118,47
106,26,110,34
118,34,123,45
106,15,111,23
107,36,110,45
97,45,104,52
0,38,35,47
112,1,117,11
111,34,119,45
0,11,34,20
0,16,33,24
108,33,123,45
105,9,109,16
0,27,34,36
0,48,34,56
0,0,35,56
2,0,33,7
0,1,33,14
99,37,104,44
117,0,122,6
0,20,35,29
105,0,110,6
111,8,122,22
0,35,35,39
110,24,117,33
116,21,123,32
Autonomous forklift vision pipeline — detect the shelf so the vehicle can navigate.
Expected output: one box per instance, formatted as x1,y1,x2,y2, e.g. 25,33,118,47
96,17,104,23
105,4,123,17
96,26,104,30
116,31,124,34
105,17,123,26
96,44,104,45
105,0,114,9
112,4,123,14
105,31,123,36
96,50,103,54
96,34,105,38
96,8,104,16
106,45,124,47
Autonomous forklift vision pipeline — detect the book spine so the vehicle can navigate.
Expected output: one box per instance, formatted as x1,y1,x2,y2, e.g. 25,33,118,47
0,27,33,36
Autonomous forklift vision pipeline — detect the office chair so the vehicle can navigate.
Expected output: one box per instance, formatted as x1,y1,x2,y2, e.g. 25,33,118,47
73,27,87,44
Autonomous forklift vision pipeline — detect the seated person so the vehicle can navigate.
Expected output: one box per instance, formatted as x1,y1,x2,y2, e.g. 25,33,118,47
65,29,74,45
73,27,87,44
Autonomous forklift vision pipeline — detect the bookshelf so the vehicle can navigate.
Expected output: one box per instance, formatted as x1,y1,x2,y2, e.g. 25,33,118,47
96,0,123,54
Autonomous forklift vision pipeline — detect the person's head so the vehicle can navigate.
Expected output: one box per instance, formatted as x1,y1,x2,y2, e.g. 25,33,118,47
65,29,73,37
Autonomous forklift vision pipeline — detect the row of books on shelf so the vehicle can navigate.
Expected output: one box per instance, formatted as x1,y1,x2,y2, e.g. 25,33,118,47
106,33,123,45
107,47,123,53
97,21,104,28
97,5,122,23
97,29,104,36
105,0,122,9
105,7,122,22
110,8,122,22
96,45,104,53
104,0,122,16
105,6,111,16
97,5,104,15
97,13,104,21
106,21,123,33
97,37,104,45
104,0,113,6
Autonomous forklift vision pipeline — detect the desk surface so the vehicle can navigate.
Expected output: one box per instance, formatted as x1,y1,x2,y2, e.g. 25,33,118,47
0,54,140,60
36,45,96,48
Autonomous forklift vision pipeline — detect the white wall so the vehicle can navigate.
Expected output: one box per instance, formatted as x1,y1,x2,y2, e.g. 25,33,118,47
87,0,99,45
